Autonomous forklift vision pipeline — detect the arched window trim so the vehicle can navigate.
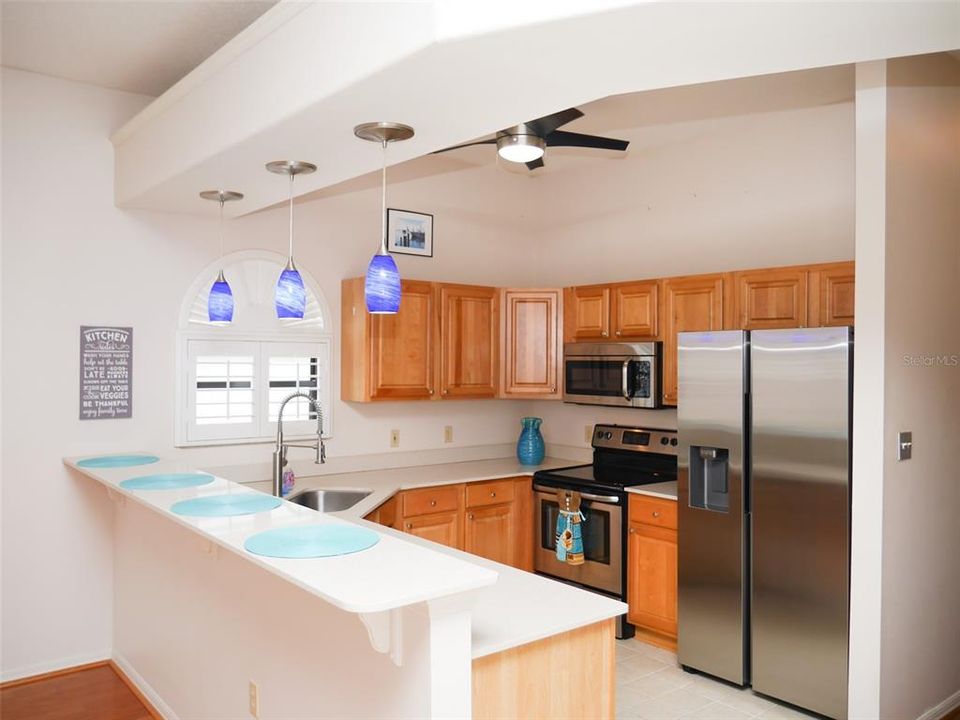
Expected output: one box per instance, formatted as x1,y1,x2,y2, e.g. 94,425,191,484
175,250,334,448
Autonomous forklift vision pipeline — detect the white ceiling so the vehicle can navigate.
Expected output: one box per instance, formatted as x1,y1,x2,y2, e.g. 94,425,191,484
0,0,277,96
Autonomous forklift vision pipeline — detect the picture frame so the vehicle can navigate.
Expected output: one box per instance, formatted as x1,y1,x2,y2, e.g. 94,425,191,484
386,208,433,257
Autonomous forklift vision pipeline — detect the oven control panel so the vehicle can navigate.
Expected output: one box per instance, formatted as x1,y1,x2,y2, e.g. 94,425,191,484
592,424,678,454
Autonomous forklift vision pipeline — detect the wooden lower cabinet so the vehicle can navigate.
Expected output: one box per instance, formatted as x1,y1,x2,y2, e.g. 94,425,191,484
403,510,462,549
473,619,615,720
627,495,678,649
369,477,534,571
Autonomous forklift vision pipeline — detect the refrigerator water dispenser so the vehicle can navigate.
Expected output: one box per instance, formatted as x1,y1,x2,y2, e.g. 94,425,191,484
689,446,730,512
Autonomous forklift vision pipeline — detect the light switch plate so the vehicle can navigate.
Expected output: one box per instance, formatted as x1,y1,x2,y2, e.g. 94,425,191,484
897,431,912,461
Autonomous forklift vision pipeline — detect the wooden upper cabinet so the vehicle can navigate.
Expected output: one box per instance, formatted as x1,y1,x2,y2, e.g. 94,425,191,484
438,283,499,399
611,280,659,339
342,277,436,402
733,267,809,330
809,262,855,327
661,274,727,406
501,289,561,398
563,285,611,341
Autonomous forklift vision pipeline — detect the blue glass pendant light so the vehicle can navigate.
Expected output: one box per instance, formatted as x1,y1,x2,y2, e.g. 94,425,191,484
199,190,244,324
353,122,415,314
265,161,317,319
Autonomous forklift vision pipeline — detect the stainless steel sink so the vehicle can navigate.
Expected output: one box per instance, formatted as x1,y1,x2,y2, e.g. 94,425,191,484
285,489,371,512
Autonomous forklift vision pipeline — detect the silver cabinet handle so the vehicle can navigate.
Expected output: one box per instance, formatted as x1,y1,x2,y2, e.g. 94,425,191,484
622,360,632,401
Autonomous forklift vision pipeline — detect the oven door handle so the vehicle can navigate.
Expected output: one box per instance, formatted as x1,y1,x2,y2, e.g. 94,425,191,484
622,360,632,401
533,485,620,504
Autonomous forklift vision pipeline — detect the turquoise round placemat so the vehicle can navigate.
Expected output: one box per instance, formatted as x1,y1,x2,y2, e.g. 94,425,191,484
77,454,160,469
120,473,215,491
244,524,380,559
171,494,282,518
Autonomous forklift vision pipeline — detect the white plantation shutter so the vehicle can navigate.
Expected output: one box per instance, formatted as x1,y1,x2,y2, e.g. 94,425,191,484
263,342,331,437
185,339,331,443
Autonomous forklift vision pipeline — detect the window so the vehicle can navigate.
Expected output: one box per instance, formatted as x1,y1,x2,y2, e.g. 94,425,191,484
176,251,332,446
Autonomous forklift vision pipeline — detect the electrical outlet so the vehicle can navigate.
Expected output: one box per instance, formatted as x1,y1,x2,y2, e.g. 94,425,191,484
248,681,259,719
444,425,454,443
584,425,593,443
390,429,400,448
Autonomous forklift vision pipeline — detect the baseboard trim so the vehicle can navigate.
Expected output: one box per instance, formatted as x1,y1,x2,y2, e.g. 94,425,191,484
111,653,179,720
0,651,111,685
917,689,960,720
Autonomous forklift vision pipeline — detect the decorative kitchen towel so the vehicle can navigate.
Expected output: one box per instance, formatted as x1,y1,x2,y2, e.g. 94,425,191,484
555,489,585,566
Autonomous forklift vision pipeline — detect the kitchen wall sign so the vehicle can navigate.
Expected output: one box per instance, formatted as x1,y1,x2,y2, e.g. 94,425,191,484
387,208,433,258
80,326,133,420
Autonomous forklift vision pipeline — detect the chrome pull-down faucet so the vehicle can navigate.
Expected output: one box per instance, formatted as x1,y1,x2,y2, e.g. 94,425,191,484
272,392,325,497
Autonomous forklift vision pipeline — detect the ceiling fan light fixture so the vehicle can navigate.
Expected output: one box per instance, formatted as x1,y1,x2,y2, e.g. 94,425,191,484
496,134,545,163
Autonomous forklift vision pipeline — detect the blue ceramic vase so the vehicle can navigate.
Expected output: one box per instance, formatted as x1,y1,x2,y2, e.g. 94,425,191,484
517,417,545,466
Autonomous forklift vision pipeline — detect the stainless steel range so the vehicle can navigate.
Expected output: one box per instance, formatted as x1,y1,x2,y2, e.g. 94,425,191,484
532,423,678,638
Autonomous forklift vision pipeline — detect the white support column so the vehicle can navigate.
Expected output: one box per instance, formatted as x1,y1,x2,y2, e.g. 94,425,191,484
848,59,887,720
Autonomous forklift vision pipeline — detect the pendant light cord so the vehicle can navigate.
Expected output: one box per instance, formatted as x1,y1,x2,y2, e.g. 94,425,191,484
288,172,294,259
218,198,225,260
380,140,388,255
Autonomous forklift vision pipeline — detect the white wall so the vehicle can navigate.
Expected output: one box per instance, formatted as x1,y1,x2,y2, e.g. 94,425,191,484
0,68,535,680
879,53,960,720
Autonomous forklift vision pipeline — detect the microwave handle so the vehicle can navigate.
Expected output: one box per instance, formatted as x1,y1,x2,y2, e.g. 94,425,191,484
622,360,632,401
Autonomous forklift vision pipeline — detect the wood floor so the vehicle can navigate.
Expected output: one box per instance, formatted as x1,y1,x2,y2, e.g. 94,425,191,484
0,663,154,720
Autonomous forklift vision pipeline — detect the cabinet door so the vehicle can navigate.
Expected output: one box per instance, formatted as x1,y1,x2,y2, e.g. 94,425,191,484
369,279,436,400
612,281,659,339
733,267,808,330
403,511,462,549
465,503,517,567
627,521,678,639
439,284,498,399
501,289,561,398
661,274,726,406
563,286,611,341
809,263,855,327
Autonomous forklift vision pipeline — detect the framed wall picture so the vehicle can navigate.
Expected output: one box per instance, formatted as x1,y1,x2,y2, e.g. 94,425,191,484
387,208,433,257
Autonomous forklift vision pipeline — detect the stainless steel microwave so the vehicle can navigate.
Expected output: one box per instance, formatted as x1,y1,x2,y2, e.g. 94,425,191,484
562,342,661,408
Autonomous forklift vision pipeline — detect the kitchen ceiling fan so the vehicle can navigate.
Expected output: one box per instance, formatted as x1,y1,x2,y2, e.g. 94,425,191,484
434,107,629,170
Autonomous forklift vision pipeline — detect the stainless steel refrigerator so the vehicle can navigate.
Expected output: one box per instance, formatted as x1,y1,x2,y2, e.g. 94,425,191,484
677,327,851,720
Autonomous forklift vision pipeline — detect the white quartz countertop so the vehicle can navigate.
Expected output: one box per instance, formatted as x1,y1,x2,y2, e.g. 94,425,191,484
625,480,678,500
65,453,624,657
242,456,579,520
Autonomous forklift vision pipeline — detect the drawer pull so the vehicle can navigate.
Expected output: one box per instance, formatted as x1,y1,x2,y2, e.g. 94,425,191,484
468,513,474,520
430,500,437,507
652,511,660,518
490,492,496,498
405,523,412,529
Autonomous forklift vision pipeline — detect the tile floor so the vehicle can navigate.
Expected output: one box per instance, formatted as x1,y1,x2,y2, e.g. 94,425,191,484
615,638,820,720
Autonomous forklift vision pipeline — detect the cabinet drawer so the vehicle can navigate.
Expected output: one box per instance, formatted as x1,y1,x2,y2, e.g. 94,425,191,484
629,495,677,530
465,479,516,508
402,485,462,517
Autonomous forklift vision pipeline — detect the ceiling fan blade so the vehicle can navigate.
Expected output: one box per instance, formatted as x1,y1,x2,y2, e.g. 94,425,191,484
432,139,497,154
524,107,584,138
525,157,545,171
545,130,629,152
